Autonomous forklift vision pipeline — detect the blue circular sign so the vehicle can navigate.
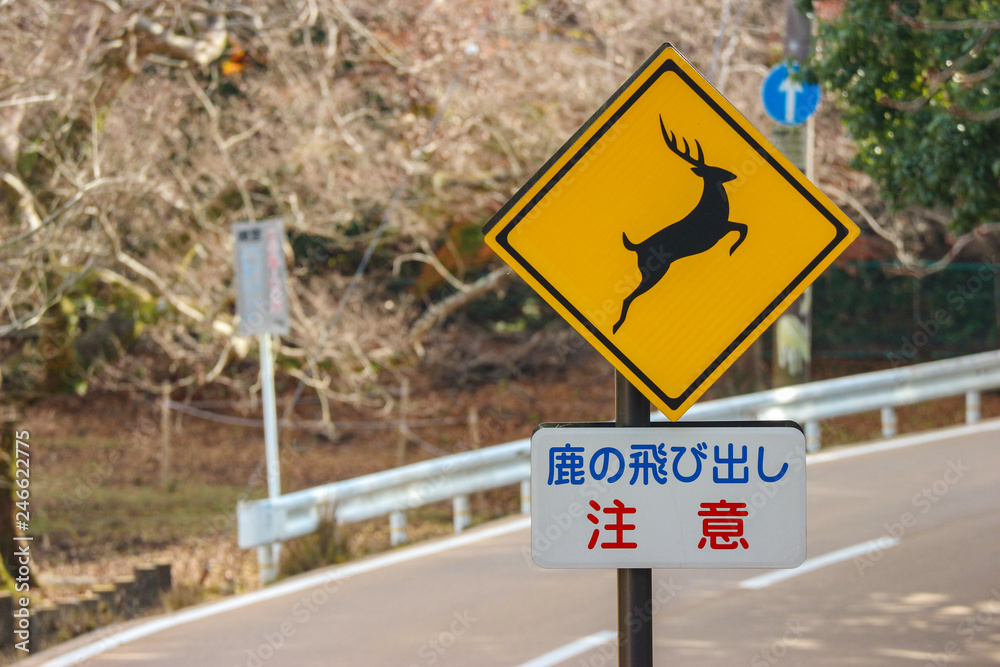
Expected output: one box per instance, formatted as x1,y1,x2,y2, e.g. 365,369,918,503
761,63,821,126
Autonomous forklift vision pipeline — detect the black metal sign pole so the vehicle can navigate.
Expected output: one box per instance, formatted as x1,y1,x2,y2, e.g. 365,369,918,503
615,371,653,666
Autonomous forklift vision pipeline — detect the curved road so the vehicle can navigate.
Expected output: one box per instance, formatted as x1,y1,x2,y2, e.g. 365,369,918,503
32,420,1000,666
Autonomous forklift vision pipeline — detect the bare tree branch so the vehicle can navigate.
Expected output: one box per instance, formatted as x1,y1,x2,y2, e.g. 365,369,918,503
1,173,43,230
824,183,999,278
898,13,1000,32
408,268,512,351
0,94,58,110
824,183,918,263
0,258,97,337
114,251,235,337
331,0,409,71
393,252,468,292
945,103,1000,122
133,14,228,69
182,68,255,222
877,28,999,120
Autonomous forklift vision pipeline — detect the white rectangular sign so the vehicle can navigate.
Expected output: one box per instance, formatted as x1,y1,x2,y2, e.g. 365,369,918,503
233,219,290,337
530,422,806,569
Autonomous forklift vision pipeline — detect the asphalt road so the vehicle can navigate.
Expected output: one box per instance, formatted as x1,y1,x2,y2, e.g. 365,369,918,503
33,420,1000,666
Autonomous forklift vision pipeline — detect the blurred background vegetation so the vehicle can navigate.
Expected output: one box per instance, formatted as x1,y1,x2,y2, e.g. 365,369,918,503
2,0,999,413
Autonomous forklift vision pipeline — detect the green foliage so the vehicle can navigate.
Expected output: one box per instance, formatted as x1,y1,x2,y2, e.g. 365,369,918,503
289,223,394,278
33,434,241,541
813,262,999,359
15,144,40,180
33,274,162,396
809,1,1000,230
465,280,552,333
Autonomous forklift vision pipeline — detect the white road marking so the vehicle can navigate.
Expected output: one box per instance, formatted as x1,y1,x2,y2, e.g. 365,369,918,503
806,419,1000,465
517,630,618,667
39,516,531,667
739,536,900,590
734,421,995,590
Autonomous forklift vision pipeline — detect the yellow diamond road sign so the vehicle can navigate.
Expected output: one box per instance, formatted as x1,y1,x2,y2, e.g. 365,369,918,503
483,44,860,421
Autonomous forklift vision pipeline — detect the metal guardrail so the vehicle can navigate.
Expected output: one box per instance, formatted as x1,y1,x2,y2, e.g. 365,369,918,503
238,443,530,551
679,349,1000,441
238,350,1000,563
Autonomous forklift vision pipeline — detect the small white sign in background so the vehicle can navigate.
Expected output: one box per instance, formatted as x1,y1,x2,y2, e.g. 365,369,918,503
233,219,290,337
531,423,806,569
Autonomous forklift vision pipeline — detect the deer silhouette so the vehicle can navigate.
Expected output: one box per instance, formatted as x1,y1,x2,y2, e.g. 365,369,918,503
611,117,748,334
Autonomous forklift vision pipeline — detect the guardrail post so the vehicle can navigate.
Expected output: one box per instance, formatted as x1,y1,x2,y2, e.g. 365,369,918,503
966,391,981,424
453,495,471,533
520,479,531,515
805,420,821,452
880,406,898,438
390,510,408,546
257,545,277,586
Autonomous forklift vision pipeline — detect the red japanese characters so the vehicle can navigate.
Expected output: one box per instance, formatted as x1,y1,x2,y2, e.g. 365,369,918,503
587,500,638,549
697,500,750,550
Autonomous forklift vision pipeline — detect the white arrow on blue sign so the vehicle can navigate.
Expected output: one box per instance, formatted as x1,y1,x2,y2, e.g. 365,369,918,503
761,63,821,126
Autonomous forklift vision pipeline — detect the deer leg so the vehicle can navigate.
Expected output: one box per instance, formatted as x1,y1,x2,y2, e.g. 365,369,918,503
612,267,666,334
612,291,639,334
728,222,748,255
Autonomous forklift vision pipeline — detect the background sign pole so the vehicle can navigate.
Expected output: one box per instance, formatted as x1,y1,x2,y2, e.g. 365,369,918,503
770,0,817,390
615,371,652,666
232,219,290,585
258,332,282,584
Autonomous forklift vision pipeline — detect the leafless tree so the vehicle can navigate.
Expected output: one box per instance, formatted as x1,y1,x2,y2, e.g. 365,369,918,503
1,0,796,421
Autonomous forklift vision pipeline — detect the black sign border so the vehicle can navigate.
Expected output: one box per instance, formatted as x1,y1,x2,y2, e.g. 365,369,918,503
484,44,852,414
